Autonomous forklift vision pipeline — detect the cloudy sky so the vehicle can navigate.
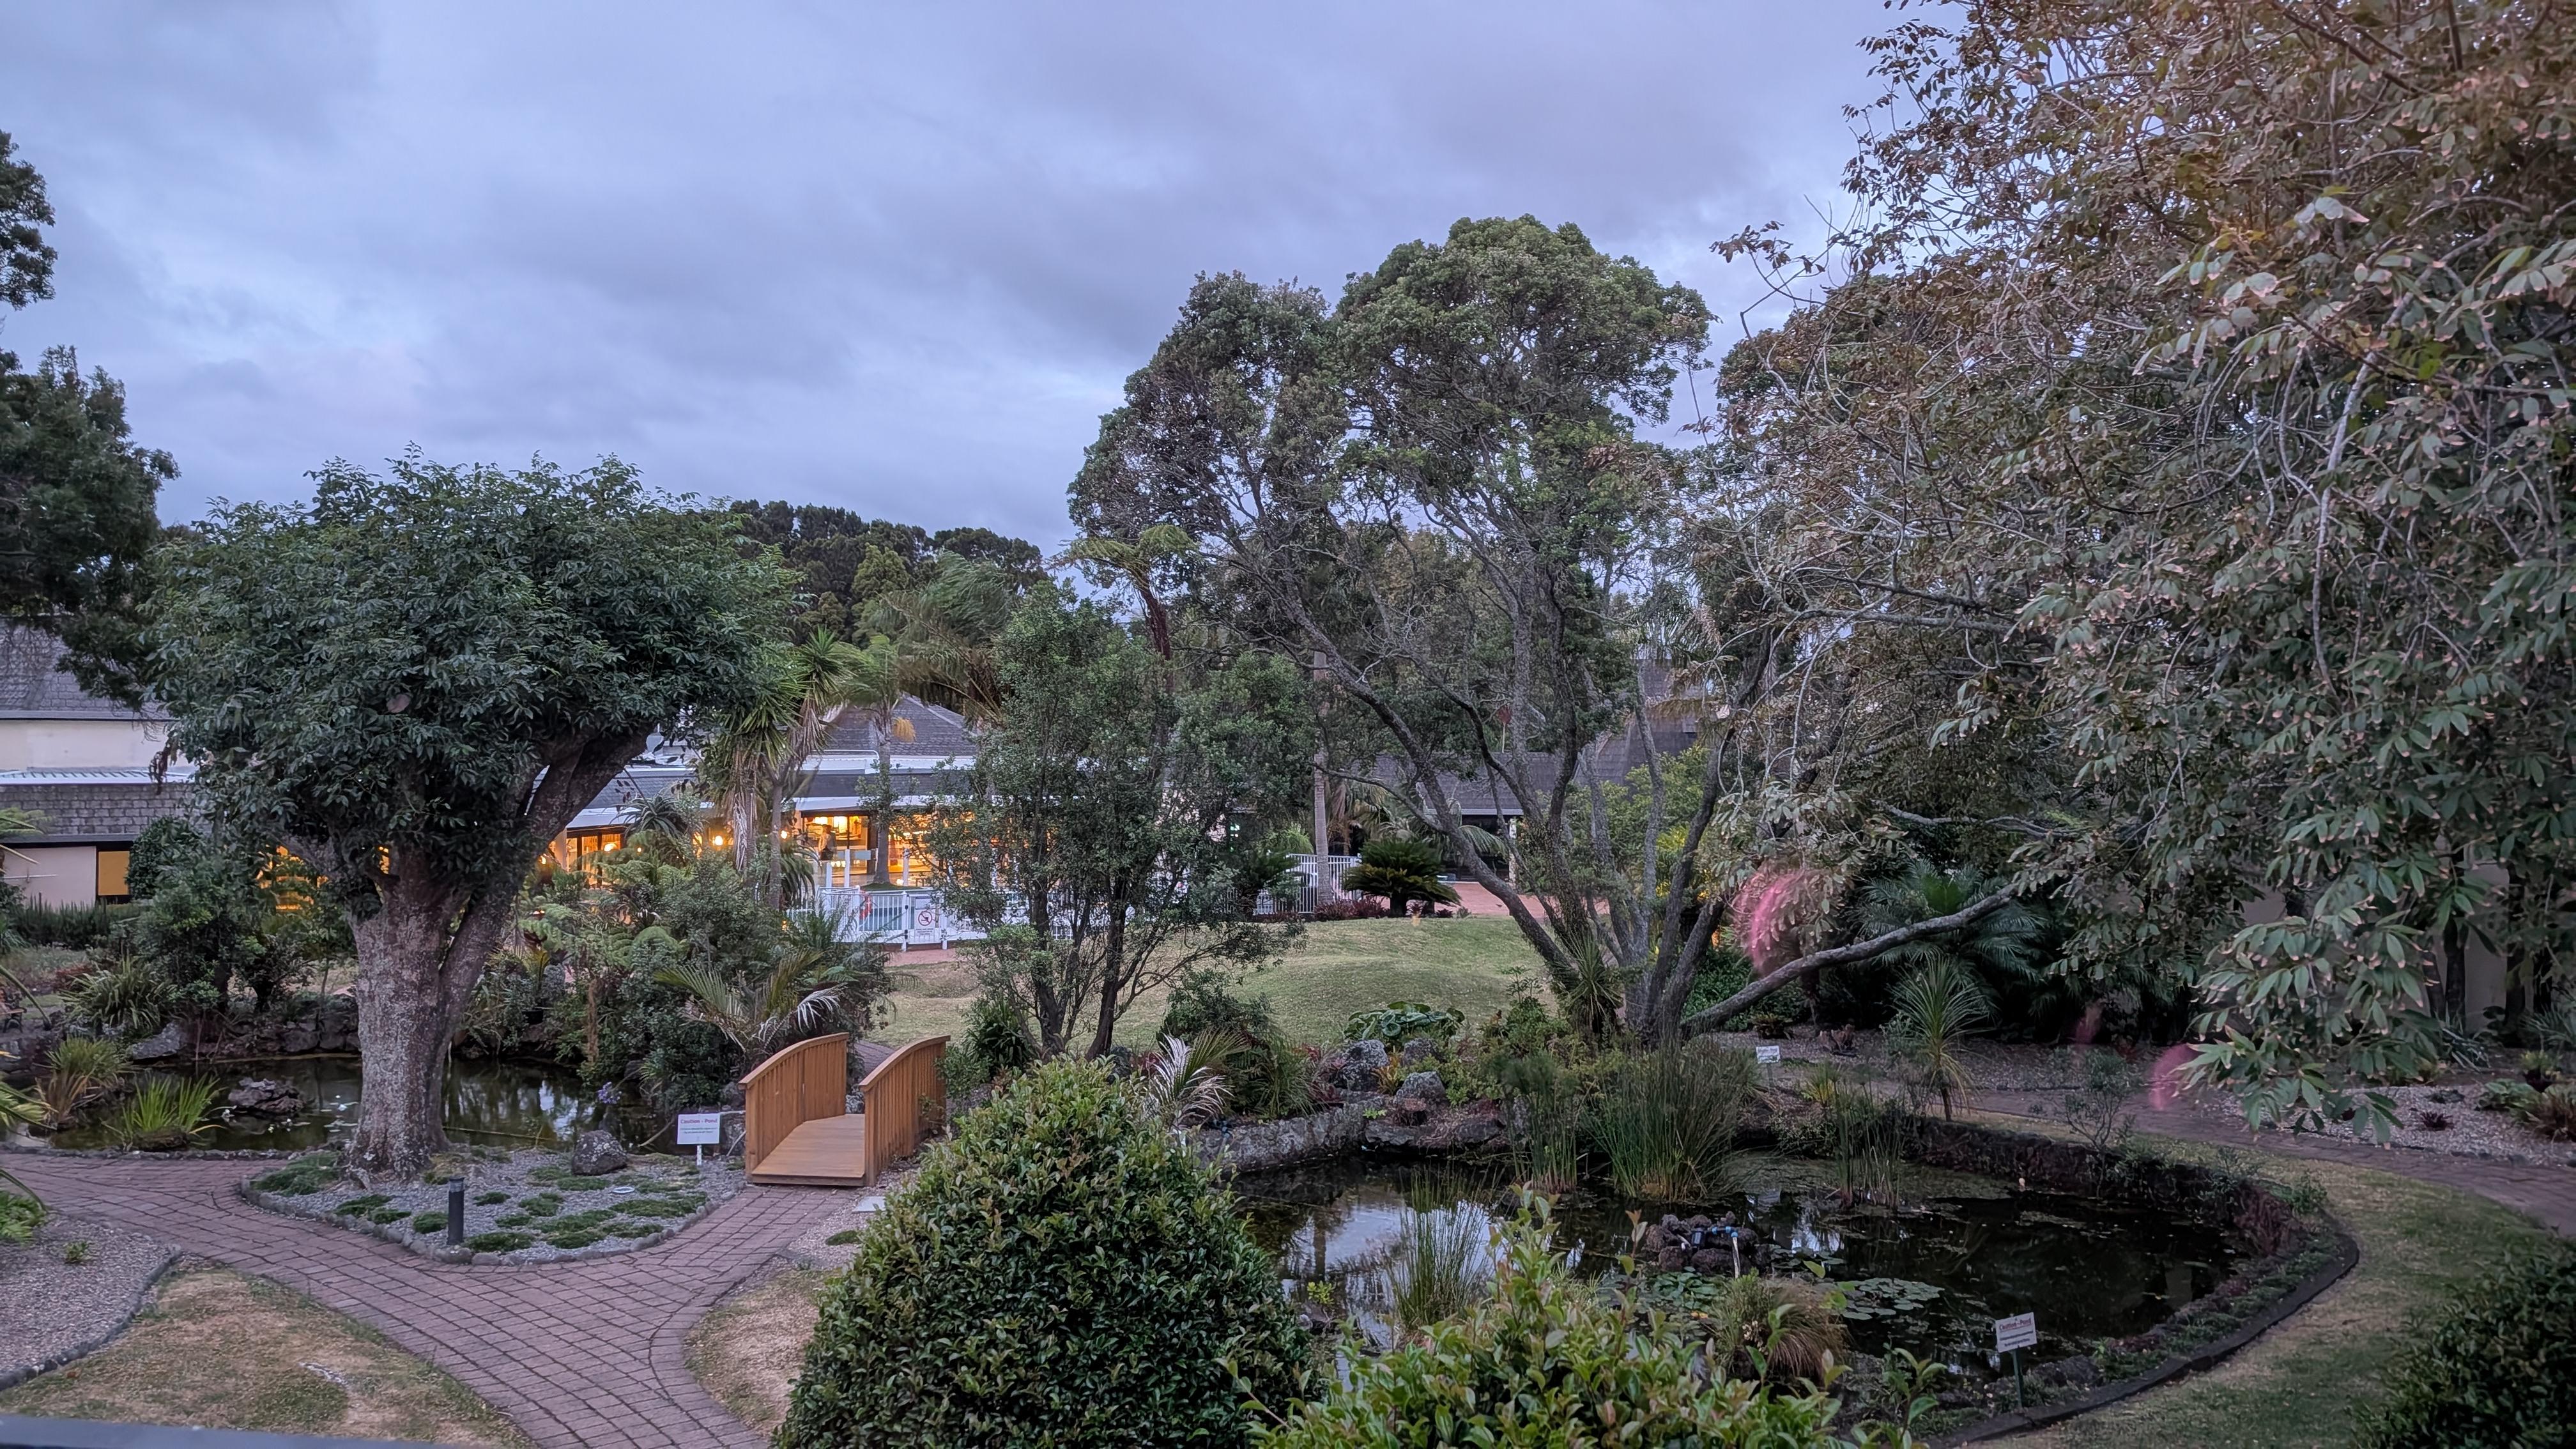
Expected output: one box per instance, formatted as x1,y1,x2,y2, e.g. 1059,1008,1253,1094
3,2,1892,547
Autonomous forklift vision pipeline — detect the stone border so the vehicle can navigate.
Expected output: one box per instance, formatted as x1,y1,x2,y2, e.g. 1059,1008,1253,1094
236,1167,739,1266
6,1139,300,1162
1938,1220,2358,1445
0,1237,180,1393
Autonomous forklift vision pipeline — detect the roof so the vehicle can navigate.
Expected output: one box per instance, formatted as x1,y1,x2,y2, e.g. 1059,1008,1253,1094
820,698,977,757
0,772,198,843
0,628,165,721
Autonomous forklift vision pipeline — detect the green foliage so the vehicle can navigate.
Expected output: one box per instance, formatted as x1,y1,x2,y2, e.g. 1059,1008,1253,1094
0,1190,43,1245
250,1154,340,1197
2054,1049,2140,1154
2355,1245,2576,1449
125,817,204,901
1643,1271,1851,1386
410,1211,447,1234
2520,1085,2576,1143
0,130,56,309
0,343,167,699
519,1192,564,1218
1252,1199,1853,1446
1788,1067,1905,1206
1344,1001,1462,1048
1885,961,1991,1121
780,1058,1307,1448
930,592,1314,1057
365,1207,407,1225
100,1075,219,1150
334,1195,391,1216
31,1034,126,1127
128,831,273,1017
12,900,137,948
473,1190,509,1206
61,1239,90,1265
824,1227,862,1246
1593,1045,1752,1203
66,949,172,1039
1159,974,1311,1120
465,1230,534,1253
2478,1079,2539,1115
651,902,887,1057
945,990,1038,1091
1337,838,1459,916
1387,1206,1487,1333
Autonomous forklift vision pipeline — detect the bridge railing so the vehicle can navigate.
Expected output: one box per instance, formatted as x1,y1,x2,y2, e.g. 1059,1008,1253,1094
738,1031,848,1174
856,1034,949,1181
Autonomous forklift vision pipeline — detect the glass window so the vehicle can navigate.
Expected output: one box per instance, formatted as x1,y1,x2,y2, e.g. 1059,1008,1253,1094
95,848,131,902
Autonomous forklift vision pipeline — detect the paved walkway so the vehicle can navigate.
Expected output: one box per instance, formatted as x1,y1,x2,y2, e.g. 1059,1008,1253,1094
10,1153,841,1449
1977,1091,2576,1236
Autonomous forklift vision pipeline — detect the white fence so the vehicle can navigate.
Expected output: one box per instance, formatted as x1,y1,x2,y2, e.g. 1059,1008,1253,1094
809,877,1308,950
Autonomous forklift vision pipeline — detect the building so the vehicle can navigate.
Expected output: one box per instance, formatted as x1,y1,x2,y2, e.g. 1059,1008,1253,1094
0,629,194,907
552,697,978,890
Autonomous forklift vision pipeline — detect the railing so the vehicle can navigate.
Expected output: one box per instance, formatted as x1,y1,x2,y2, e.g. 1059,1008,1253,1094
739,1031,848,1174
857,1034,949,1181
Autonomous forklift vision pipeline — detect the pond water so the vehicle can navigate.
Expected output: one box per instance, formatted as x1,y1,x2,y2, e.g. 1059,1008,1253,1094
1237,1154,2239,1367
49,1055,611,1153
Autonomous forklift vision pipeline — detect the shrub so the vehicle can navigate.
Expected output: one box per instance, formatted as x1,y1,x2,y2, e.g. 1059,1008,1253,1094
1345,1001,1462,1048
66,951,173,1040
779,1058,1307,1448
410,1211,447,1234
473,1190,509,1206
366,1207,407,1225
824,1227,862,1246
466,1230,534,1253
14,900,137,949
946,992,1038,1090
1160,975,1310,1120
1252,1200,1850,1446
519,1191,564,1217
2354,1245,2576,1448
2479,1078,2539,1114
62,1239,91,1264
2520,1084,2576,1142
555,1175,608,1192
0,1190,43,1244
334,1194,391,1216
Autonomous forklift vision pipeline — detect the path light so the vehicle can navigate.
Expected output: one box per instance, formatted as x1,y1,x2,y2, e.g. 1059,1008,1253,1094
447,1178,464,1248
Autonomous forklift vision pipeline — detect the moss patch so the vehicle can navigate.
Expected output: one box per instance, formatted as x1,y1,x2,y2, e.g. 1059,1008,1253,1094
465,1230,535,1254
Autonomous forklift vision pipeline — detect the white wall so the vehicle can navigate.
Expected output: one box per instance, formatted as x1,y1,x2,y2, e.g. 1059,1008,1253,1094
0,718,167,770
4,843,98,907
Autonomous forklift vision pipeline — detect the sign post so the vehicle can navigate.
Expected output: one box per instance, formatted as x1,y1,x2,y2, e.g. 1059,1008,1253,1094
1993,1313,2037,1407
677,1111,722,1166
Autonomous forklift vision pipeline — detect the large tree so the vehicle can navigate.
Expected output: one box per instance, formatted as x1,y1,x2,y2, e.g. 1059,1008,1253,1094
928,590,1313,1057
152,456,790,1178
0,132,167,700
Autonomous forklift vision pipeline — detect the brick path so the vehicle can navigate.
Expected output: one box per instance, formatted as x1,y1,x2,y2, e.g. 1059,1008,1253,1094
10,1153,840,1448
1977,1090,2576,1236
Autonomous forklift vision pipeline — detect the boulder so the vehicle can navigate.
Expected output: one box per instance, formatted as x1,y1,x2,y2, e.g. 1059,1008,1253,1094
568,1129,630,1175
1380,1100,1433,1128
1394,1070,1447,1105
1689,1248,1724,1273
278,1023,319,1055
1398,1037,1441,1068
127,1021,187,1062
1325,1038,1390,1091
227,1077,305,1118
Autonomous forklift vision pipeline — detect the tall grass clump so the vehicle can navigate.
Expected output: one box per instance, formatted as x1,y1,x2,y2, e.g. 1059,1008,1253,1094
13,901,138,948
67,951,172,1040
1593,1043,1752,1202
102,1075,221,1150
1792,1065,1905,1206
33,1036,128,1127
1386,1204,1489,1334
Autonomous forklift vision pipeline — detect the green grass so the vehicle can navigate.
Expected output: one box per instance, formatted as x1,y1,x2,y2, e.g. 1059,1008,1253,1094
1991,1138,2556,1449
870,917,1548,1050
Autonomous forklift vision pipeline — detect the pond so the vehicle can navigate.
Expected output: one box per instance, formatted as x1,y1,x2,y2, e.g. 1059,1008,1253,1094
1236,1154,2240,1368
48,1055,611,1153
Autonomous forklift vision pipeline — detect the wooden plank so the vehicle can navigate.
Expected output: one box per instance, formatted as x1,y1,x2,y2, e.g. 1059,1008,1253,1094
746,1114,871,1186
740,1032,849,1173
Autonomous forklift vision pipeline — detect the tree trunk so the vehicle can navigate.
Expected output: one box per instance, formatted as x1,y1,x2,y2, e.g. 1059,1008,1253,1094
344,882,468,1181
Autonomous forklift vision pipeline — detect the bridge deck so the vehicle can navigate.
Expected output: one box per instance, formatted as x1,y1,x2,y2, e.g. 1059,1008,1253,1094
746,1113,870,1186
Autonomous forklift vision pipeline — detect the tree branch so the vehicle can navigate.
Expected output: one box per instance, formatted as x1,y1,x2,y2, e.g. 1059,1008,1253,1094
1677,885,2018,1035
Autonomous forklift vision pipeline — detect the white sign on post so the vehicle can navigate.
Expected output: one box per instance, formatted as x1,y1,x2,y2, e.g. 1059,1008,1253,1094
1754,1045,1782,1064
1993,1312,2038,1354
676,1112,722,1145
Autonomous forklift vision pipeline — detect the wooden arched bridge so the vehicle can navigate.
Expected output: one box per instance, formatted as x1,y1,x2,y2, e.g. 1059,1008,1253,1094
740,1032,948,1187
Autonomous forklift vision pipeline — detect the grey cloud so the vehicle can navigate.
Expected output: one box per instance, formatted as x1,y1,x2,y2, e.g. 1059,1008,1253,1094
3,0,1890,544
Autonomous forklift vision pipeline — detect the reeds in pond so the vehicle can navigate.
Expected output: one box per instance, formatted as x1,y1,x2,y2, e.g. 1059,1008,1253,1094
1386,1206,1489,1333
102,1075,221,1150
1593,1043,1753,1203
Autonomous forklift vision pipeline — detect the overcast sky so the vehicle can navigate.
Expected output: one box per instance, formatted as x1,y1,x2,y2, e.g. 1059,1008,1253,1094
3,2,1891,547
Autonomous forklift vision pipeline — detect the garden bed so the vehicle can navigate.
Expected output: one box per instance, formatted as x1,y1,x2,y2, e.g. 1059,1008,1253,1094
240,1146,743,1263
0,1210,178,1392
2182,1075,2576,1167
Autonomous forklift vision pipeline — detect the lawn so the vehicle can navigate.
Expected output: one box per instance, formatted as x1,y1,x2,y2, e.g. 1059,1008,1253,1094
687,1266,829,1435
0,1268,525,1445
1992,1139,2556,1448
866,916,1549,1050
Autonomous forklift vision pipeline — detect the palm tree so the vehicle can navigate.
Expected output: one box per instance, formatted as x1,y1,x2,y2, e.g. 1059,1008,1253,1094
654,906,887,1059
1061,525,1191,661
1887,960,1992,1120
1859,863,2043,995
701,630,874,901
849,557,1016,885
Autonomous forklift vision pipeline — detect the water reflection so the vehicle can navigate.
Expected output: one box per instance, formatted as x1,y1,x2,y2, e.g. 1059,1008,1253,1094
50,1055,608,1153
1236,1154,2235,1365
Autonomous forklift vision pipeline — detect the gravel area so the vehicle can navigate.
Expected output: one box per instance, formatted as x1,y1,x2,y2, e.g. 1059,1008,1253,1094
241,1146,745,1263
778,1163,916,1271
2185,1075,2576,1167
0,1209,178,1390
